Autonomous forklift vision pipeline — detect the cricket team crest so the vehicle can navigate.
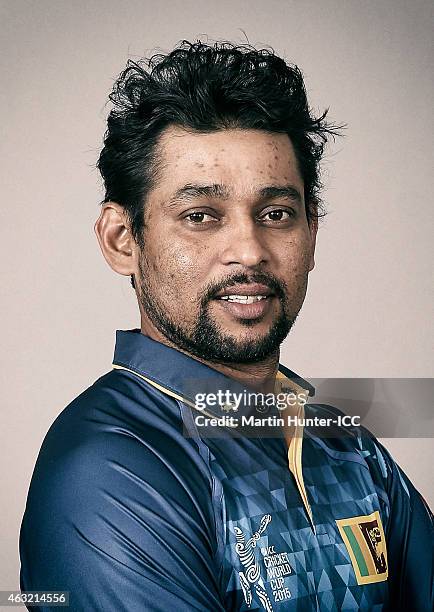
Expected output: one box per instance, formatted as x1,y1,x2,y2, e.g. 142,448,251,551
336,510,388,585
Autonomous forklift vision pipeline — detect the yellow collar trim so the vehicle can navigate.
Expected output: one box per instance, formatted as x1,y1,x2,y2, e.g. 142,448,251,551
274,372,313,530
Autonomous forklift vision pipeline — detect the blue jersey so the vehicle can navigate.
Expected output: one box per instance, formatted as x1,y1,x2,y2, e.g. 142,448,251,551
20,330,433,610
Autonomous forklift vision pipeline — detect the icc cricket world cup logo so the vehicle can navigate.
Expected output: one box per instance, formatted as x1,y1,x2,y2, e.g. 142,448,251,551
233,515,274,612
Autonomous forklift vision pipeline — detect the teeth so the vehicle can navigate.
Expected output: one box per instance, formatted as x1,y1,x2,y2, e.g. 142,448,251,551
220,295,267,304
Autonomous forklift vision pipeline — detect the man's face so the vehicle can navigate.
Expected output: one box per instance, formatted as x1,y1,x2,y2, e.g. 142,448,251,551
136,127,316,364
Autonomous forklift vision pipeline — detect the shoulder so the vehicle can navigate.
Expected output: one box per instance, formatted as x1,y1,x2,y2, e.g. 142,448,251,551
36,367,193,465
20,371,224,608
304,403,433,517
23,368,216,543
303,403,405,491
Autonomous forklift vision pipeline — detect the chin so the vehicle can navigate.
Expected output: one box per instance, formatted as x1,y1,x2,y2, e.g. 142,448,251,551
222,320,273,334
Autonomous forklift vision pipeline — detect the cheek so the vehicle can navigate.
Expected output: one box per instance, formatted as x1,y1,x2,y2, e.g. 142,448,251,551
283,234,311,264
278,236,312,285
145,235,211,292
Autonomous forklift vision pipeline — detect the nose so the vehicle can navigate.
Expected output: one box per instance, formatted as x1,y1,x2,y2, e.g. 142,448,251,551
219,218,270,268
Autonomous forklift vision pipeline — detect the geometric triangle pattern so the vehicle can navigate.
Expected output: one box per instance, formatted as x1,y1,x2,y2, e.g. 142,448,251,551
206,407,393,610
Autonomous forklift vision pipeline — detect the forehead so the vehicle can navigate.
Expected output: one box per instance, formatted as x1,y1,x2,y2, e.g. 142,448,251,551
153,126,303,195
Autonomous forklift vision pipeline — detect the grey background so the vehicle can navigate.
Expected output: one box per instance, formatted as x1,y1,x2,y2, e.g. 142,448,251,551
1,0,433,595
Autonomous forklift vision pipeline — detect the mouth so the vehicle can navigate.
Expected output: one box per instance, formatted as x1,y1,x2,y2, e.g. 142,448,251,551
219,295,268,304
212,283,276,320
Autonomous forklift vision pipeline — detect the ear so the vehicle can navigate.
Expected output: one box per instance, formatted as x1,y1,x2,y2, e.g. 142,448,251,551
94,202,138,276
307,214,318,272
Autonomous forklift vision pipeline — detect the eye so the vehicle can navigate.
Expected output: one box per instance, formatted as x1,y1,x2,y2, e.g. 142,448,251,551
184,211,217,224
260,208,294,223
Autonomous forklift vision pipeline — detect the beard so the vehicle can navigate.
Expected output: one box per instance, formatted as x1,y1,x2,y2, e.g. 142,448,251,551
137,258,303,364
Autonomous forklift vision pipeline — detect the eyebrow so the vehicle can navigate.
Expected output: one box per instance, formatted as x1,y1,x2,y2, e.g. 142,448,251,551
165,182,303,208
258,185,303,204
167,183,230,206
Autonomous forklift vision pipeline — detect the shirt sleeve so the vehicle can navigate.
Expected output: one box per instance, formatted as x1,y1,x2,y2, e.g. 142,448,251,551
373,441,434,611
20,414,225,612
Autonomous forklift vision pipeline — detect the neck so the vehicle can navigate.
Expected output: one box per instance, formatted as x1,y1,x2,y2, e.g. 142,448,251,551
140,316,280,394
202,354,280,394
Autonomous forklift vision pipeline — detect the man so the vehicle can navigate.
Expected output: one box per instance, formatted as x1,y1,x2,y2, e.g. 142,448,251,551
20,41,433,611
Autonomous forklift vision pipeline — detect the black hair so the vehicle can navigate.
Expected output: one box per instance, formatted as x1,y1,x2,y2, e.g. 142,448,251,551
97,40,340,248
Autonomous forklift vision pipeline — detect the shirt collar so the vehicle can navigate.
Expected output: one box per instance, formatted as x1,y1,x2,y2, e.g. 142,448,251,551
112,328,314,406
